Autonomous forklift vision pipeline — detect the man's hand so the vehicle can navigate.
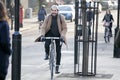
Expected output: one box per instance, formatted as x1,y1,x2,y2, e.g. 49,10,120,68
40,35,45,42
60,36,65,42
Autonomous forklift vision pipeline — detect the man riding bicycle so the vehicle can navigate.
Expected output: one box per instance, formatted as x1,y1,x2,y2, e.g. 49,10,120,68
39,5,67,74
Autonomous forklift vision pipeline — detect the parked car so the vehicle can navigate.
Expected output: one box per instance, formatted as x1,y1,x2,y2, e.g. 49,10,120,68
58,5,75,22
112,1,118,9
101,1,109,10
101,1,114,10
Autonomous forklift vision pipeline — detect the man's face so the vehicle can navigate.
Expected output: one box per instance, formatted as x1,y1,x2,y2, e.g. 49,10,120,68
51,9,58,16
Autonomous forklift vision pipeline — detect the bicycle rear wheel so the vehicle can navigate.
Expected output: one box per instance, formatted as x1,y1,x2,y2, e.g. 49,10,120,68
104,27,110,43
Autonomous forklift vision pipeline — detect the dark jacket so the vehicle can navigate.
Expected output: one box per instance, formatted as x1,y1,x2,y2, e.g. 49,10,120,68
38,7,46,21
0,21,11,78
86,10,94,21
102,14,114,22
40,14,67,44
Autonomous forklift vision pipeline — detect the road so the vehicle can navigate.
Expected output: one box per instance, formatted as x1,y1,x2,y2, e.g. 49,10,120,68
7,10,118,80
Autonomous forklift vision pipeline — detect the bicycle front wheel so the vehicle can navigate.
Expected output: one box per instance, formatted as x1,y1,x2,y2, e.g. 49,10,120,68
50,62,54,80
104,27,110,43
49,44,55,80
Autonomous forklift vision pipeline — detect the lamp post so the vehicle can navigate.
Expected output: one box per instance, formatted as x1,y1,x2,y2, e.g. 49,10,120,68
10,0,15,30
113,0,120,58
12,0,21,80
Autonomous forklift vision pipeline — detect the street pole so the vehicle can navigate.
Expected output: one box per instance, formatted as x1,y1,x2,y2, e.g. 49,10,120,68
12,0,22,80
74,0,79,73
81,0,89,76
10,0,15,30
113,0,120,58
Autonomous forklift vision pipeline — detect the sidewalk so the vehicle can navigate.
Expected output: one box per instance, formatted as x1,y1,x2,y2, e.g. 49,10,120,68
10,16,38,32
7,15,120,80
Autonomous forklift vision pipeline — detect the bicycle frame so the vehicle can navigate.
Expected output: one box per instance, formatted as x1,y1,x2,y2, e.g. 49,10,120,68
104,26,110,43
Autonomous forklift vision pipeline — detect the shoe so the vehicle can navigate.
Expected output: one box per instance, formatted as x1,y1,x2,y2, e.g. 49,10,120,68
44,54,49,60
55,66,60,74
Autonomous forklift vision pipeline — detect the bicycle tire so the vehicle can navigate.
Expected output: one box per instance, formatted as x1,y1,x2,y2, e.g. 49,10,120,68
49,42,55,80
50,53,54,80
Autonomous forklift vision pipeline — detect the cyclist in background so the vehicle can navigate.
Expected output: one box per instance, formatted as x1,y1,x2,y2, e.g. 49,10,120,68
40,5,67,74
38,5,47,30
38,5,47,22
102,9,114,37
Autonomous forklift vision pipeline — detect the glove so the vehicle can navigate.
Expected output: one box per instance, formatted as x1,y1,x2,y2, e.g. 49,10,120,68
60,36,65,42
40,35,45,42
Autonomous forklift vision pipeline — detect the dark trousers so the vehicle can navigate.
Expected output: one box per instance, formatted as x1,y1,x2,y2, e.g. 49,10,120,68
0,53,9,80
45,39,62,65
88,21,92,36
109,23,112,34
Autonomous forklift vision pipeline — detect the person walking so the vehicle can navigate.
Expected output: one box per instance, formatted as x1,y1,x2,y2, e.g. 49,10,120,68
102,9,114,37
0,1,11,80
38,5,47,22
40,5,67,74
86,8,94,39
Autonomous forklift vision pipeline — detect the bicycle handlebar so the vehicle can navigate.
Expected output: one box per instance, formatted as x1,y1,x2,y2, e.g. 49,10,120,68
41,37,65,43
42,37,60,40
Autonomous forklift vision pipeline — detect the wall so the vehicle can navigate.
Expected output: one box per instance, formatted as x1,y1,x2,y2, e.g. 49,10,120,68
21,0,29,10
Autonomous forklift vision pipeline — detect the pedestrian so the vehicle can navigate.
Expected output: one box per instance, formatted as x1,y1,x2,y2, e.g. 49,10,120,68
102,9,114,37
86,8,94,39
0,1,11,80
40,5,67,74
38,5,47,22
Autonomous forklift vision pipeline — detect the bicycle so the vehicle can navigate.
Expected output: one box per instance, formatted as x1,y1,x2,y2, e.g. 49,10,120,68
104,24,111,43
42,37,63,80
38,20,44,31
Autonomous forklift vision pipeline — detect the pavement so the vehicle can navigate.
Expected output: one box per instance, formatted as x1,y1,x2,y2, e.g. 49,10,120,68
6,10,120,80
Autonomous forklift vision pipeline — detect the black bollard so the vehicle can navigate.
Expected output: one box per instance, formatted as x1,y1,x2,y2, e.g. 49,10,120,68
113,0,120,58
12,0,22,80
113,27,120,58
12,32,21,80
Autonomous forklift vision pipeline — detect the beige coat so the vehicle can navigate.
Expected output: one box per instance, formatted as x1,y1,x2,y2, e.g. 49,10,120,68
40,14,67,44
